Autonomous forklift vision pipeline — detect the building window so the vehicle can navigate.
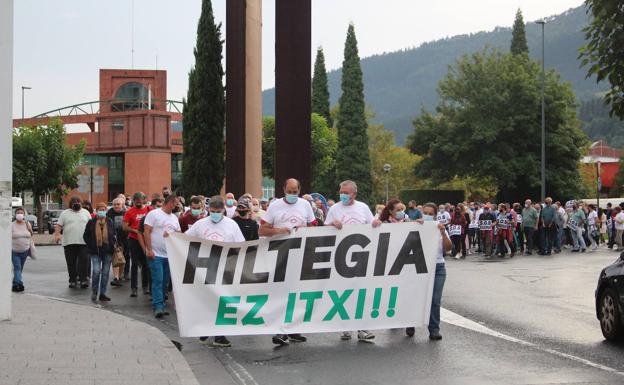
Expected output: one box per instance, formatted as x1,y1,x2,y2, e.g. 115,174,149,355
112,82,152,111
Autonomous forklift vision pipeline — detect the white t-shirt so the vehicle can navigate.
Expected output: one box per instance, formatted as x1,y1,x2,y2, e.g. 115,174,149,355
588,211,598,226
324,200,374,225
436,211,451,225
144,208,181,258
615,212,624,231
185,216,245,242
262,198,315,230
57,209,92,247
226,206,237,218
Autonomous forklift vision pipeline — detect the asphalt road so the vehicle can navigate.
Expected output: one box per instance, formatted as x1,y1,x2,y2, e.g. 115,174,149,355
18,245,624,385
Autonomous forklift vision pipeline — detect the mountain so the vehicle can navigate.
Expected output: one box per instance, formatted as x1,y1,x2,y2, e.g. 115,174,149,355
262,5,608,145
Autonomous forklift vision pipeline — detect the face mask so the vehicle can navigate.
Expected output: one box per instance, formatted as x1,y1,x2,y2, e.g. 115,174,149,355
135,203,143,209
340,194,351,205
525,204,529,208
439,208,445,213
96,210,106,218
210,212,223,223
395,211,405,220
253,206,260,213
191,209,202,217
238,210,249,217
15,213,24,221
226,199,235,207
423,214,434,221
285,194,298,204
72,203,81,211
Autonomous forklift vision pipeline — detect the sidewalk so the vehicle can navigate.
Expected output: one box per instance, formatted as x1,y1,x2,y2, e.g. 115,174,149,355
0,293,200,385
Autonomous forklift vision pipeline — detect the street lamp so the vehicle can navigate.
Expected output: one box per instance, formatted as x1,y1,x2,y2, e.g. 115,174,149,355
383,163,391,203
536,20,546,202
21,85,31,119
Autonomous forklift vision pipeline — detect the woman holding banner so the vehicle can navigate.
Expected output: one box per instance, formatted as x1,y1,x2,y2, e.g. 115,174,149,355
406,202,452,341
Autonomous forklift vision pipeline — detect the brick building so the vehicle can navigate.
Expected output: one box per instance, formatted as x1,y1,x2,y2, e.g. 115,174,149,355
60,69,183,204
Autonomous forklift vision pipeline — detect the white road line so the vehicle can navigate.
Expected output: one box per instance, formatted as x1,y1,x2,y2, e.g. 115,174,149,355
216,350,260,385
441,307,624,377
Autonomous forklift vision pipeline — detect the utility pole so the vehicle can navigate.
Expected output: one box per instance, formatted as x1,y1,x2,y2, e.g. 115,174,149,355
383,163,391,203
21,85,31,119
537,20,546,202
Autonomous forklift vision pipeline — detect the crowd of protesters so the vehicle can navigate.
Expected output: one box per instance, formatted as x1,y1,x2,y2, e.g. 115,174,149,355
15,179,618,348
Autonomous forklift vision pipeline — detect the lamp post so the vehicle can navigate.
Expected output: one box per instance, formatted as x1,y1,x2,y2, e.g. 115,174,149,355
536,20,546,202
383,163,391,203
21,85,31,120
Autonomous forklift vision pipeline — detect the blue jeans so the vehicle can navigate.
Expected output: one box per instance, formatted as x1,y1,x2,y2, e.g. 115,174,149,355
12,250,29,285
148,257,170,311
571,227,587,250
91,254,112,296
429,263,447,334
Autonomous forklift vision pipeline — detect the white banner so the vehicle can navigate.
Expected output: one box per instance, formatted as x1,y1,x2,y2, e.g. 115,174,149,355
165,222,440,337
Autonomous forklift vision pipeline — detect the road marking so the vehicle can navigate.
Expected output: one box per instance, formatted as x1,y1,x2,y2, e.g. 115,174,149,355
441,308,624,377
212,348,260,385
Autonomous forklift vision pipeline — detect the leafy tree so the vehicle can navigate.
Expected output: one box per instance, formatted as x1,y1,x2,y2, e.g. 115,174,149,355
182,0,225,198
368,121,422,204
336,24,373,204
580,0,624,119
510,8,529,55
312,47,333,127
408,49,587,203
13,119,85,233
262,114,337,198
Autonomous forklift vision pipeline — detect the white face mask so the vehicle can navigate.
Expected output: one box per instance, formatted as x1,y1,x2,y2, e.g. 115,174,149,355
15,213,24,221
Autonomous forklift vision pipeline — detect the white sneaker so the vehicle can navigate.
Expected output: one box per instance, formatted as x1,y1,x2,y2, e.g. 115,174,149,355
340,331,352,340
357,330,375,342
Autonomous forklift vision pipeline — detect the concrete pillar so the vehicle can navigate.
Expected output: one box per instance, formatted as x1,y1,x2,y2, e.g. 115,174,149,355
275,0,312,195
244,0,262,198
0,0,14,320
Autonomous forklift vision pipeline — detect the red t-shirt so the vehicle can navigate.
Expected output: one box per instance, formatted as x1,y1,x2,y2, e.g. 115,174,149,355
123,206,149,240
179,210,203,233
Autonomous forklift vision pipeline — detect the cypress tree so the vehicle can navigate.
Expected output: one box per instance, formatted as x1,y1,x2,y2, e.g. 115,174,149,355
336,24,373,204
182,0,225,197
312,47,332,127
510,8,529,55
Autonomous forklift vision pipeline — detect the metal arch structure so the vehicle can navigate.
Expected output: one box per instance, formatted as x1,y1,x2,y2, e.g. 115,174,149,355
12,99,184,129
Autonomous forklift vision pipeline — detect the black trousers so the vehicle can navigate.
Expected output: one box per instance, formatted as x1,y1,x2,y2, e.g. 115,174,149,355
64,244,89,283
451,234,466,257
129,238,150,290
515,224,524,251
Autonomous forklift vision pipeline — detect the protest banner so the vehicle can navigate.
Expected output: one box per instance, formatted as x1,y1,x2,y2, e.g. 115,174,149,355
165,222,440,337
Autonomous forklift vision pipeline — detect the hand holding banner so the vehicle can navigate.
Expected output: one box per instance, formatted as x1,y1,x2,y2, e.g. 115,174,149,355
166,222,440,337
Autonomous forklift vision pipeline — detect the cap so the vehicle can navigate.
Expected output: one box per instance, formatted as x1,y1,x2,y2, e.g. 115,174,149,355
237,198,251,211
259,198,268,203
133,192,145,201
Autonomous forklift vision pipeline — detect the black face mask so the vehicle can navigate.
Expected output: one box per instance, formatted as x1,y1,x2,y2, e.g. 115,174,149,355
135,202,143,208
72,203,81,211
238,210,249,217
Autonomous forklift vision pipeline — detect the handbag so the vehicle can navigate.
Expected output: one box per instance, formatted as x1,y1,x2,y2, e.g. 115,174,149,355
28,238,37,260
112,243,126,267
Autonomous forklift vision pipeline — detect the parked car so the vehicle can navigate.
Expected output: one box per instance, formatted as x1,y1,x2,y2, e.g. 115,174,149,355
43,210,64,234
595,253,624,341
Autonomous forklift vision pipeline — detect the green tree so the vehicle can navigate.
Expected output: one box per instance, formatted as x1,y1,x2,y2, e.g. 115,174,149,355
580,0,624,119
368,121,422,204
312,47,333,127
182,0,225,198
510,8,529,55
13,119,85,233
408,49,587,202
336,24,373,204
262,114,337,198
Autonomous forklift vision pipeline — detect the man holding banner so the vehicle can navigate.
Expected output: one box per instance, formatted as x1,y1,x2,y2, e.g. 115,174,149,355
325,180,381,342
186,196,246,347
259,178,316,346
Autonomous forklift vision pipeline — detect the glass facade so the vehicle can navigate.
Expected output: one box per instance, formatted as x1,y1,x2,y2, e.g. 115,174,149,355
172,154,182,191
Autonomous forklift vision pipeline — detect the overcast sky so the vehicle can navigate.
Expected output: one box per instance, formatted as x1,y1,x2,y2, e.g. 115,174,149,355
12,0,584,119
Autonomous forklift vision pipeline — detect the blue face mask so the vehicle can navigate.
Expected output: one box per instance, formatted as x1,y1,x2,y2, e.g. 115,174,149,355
191,209,202,217
395,211,405,220
226,199,235,207
96,210,106,219
339,193,351,205
423,214,435,221
285,194,298,204
210,212,223,223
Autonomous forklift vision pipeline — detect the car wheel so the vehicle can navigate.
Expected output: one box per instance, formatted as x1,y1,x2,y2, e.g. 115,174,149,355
599,288,623,341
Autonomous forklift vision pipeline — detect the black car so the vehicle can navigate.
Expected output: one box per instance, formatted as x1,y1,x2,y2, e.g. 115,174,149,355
595,253,624,341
